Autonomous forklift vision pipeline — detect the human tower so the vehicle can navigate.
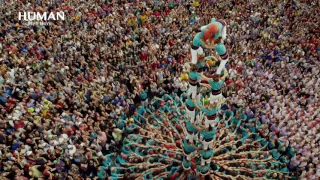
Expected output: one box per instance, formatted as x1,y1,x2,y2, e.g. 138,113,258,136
101,18,297,180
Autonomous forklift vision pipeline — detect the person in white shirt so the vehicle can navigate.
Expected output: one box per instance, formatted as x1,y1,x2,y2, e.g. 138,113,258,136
180,81,188,93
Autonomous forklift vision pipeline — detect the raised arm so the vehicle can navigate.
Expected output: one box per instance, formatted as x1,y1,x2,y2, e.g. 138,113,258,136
200,38,216,49
201,74,211,82
221,68,229,79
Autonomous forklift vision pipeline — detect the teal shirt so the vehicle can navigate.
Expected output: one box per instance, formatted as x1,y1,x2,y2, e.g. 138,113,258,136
287,147,296,157
200,107,217,116
209,78,225,90
223,110,234,118
162,94,172,102
183,158,192,168
200,149,214,159
280,156,290,164
117,121,125,130
260,138,269,146
125,123,137,134
97,166,107,179
119,114,127,121
174,99,182,107
180,93,188,101
186,98,196,108
170,93,177,99
280,167,289,173
268,141,276,149
197,165,210,174
240,127,250,139
186,121,197,134
159,89,166,96
189,71,200,81
103,153,115,166
192,32,204,47
136,106,146,115
196,61,205,69
201,129,216,141
159,105,171,113
122,145,131,155
240,113,247,121
116,155,127,165
271,149,280,160
151,98,160,107
182,141,196,153
133,114,140,122
146,106,155,113
231,117,241,127
247,124,256,133
140,91,148,100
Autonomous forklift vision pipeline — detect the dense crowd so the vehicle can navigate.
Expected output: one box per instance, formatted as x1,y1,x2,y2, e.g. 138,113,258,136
0,0,319,179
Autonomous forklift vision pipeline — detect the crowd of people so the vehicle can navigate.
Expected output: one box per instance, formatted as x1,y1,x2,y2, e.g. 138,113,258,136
0,0,319,179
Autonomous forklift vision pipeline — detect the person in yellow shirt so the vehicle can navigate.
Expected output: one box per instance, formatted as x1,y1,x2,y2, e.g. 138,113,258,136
29,165,43,178
128,16,138,27
0,64,7,76
146,9,152,17
180,70,189,82
193,0,200,7
140,14,148,25
126,40,133,48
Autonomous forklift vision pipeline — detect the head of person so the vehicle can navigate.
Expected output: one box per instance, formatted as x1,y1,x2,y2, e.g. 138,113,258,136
190,64,198,72
208,24,219,34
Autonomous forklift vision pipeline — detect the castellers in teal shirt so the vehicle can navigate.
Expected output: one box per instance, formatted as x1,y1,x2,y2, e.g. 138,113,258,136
183,157,192,169
209,78,225,91
182,140,196,153
140,90,148,100
200,148,214,159
186,98,196,108
186,121,198,134
200,107,217,117
189,71,201,81
196,164,210,174
201,127,217,141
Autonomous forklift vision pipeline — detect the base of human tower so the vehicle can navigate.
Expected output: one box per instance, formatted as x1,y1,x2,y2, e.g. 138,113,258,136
107,69,297,180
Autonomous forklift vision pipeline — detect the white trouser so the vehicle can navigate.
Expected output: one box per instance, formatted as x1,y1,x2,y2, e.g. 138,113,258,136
141,99,148,107
216,59,228,75
191,46,204,64
210,93,223,104
186,133,194,142
193,132,199,141
222,26,227,40
186,132,198,143
204,116,218,128
196,93,202,103
185,151,196,161
188,84,197,99
216,58,229,74
202,139,214,150
186,107,195,123
195,113,202,125
201,157,212,166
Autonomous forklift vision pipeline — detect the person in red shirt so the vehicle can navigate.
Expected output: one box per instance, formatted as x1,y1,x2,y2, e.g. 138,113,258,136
153,11,161,18
164,7,171,16
168,38,174,46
